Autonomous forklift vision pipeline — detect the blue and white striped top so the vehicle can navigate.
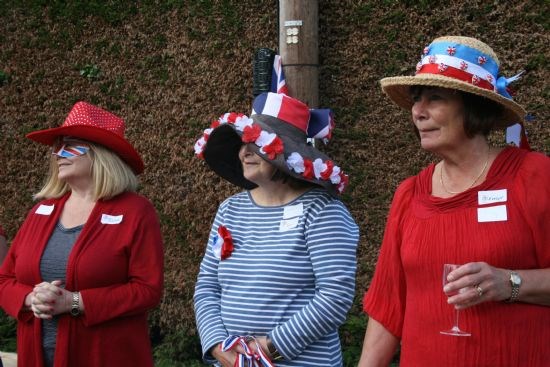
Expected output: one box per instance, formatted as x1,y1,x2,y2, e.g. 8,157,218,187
194,188,359,366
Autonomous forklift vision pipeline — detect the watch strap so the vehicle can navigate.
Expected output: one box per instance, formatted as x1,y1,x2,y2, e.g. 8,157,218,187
70,292,81,316
506,271,521,303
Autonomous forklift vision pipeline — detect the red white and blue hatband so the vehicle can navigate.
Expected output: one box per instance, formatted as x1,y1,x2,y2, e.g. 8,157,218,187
380,36,526,128
194,92,349,196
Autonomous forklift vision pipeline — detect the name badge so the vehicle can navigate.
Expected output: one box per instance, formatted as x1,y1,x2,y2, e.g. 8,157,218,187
478,189,507,205
101,214,123,224
283,203,303,219
35,204,55,215
279,217,299,232
477,205,507,222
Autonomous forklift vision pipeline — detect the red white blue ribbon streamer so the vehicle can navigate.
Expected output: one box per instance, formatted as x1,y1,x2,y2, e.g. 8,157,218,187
417,41,524,100
220,335,275,367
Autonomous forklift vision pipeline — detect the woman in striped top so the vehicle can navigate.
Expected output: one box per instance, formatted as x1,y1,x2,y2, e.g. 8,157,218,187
193,92,359,366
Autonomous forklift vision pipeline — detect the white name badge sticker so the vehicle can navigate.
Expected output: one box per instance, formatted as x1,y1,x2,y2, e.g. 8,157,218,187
35,204,55,215
477,205,507,222
283,203,303,219
478,189,507,205
101,214,123,225
279,217,299,232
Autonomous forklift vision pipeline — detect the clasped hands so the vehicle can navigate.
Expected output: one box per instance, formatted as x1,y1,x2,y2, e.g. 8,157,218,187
212,336,270,367
443,261,512,309
24,280,73,319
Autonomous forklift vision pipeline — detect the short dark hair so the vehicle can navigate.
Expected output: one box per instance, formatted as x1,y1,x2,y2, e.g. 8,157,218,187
409,86,504,138
460,91,503,137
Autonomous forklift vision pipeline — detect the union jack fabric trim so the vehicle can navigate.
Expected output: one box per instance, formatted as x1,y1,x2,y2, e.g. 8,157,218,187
252,92,334,141
417,64,495,92
413,41,530,99
418,54,496,88
252,92,310,133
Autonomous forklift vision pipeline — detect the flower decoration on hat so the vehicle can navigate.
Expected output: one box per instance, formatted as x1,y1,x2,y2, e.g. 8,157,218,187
194,92,350,195
286,152,349,194
211,225,234,261
194,112,284,160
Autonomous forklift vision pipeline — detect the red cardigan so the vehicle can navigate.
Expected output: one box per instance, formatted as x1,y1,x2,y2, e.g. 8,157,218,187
0,191,164,367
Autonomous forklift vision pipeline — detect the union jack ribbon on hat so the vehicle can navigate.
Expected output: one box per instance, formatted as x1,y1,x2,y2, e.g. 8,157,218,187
252,92,335,142
416,41,524,100
221,335,275,367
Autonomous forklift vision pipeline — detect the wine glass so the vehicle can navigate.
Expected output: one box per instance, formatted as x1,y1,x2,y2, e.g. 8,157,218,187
440,264,471,336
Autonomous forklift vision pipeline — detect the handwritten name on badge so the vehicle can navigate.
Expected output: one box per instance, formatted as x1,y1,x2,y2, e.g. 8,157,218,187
477,205,507,222
101,214,123,225
279,217,299,232
478,189,507,205
35,204,55,215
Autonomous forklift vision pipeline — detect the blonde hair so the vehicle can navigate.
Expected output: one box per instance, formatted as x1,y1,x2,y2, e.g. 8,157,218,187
34,141,138,200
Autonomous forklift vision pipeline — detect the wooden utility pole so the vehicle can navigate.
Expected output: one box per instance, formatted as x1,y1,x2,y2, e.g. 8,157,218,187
279,0,319,108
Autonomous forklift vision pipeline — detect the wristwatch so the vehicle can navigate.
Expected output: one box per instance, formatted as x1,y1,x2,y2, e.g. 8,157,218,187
266,335,283,361
506,271,522,303
70,292,81,316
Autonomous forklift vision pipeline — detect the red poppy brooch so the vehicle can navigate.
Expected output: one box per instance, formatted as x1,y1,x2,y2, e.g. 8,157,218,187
212,225,234,260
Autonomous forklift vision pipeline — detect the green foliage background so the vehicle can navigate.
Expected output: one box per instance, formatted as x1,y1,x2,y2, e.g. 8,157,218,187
0,1,548,365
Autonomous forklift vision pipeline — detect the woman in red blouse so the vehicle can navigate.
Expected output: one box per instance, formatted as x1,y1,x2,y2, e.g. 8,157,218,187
0,226,7,265
0,102,163,367
358,36,550,366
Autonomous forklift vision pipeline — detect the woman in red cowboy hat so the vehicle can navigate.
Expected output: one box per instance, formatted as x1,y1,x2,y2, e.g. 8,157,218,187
358,36,550,366
193,92,359,366
0,102,163,367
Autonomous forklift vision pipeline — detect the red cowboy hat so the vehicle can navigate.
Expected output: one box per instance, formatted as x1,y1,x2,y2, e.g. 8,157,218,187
27,101,144,174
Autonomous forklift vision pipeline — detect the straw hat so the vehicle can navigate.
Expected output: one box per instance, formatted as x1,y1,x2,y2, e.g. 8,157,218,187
380,36,526,127
27,101,144,173
194,92,349,196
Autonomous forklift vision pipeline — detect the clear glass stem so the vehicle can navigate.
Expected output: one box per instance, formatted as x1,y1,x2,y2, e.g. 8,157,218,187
453,308,461,330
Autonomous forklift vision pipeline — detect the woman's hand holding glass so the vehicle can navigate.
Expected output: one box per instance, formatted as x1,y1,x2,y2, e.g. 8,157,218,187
444,262,512,310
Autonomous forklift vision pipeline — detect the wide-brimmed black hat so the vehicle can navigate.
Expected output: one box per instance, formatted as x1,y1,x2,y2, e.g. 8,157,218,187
194,92,349,195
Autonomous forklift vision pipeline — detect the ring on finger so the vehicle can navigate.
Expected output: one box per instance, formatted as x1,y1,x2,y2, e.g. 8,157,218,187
475,284,483,297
